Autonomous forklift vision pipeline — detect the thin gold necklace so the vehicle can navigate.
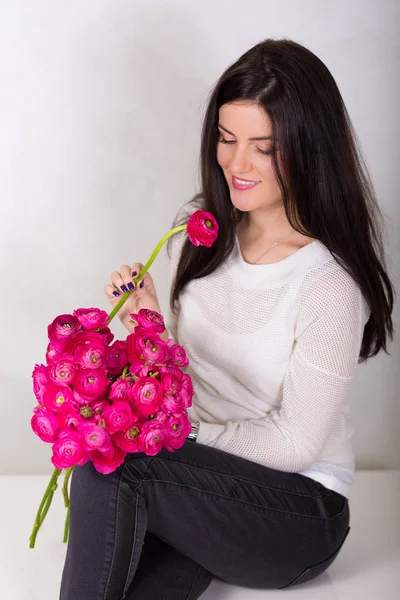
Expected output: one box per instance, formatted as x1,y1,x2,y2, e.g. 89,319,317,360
249,228,296,265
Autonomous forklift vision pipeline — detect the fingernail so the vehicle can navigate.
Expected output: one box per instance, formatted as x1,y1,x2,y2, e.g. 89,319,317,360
140,280,144,288
121,285,128,293
128,282,135,291
132,271,137,277
113,291,120,297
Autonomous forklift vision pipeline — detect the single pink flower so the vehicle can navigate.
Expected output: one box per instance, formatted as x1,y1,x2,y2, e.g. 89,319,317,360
42,383,73,412
128,358,152,378
46,342,64,363
31,407,59,443
63,330,108,357
73,307,110,330
48,354,77,385
98,326,115,346
103,402,135,434
163,413,192,451
32,364,50,403
139,420,166,456
89,443,126,474
51,431,88,469
78,422,111,452
168,343,189,367
129,309,166,334
73,368,109,401
129,329,170,365
113,424,143,453
74,342,107,370
48,314,82,345
109,379,132,402
106,340,129,375
56,404,83,430
90,399,111,422
186,210,219,247
131,377,164,416
162,393,187,416
160,370,184,396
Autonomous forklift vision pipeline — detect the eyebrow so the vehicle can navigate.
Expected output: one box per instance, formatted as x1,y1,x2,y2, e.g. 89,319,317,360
218,123,272,141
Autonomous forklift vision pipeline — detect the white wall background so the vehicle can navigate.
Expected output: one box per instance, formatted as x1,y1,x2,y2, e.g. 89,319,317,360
0,0,398,474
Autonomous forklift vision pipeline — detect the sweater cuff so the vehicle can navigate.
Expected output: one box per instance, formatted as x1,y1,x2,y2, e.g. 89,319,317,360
196,422,226,445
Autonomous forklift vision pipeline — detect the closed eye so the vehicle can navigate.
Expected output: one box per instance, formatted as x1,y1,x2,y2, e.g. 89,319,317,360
218,136,272,156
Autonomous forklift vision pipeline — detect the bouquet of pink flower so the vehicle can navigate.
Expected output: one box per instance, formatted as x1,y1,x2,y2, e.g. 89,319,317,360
29,210,219,548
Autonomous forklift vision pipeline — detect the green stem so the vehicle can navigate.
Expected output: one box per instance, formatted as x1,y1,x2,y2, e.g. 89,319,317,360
29,468,61,548
62,467,74,508
107,224,187,324
63,506,70,544
122,365,130,378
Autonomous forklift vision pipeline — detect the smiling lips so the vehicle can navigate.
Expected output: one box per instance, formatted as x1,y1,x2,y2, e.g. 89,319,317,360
232,175,261,190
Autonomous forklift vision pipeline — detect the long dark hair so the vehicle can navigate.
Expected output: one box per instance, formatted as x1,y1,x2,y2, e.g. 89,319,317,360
168,38,395,362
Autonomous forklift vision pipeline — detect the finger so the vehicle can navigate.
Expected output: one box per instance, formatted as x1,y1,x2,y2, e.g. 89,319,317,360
131,263,154,290
119,263,143,292
110,270,130,294
104,283,121,300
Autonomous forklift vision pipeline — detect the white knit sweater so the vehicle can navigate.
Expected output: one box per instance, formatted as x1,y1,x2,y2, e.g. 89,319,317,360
165,205,371,498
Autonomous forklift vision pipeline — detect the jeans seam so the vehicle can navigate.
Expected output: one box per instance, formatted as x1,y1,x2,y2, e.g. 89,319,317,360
102,468,124,600
150,455,324,499
185,563,208,600
143,478,332,522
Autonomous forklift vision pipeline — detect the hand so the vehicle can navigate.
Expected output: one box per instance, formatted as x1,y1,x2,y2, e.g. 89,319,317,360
104,262,162,334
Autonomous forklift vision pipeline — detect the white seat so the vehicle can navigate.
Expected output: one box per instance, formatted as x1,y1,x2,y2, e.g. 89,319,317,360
1,470,399,599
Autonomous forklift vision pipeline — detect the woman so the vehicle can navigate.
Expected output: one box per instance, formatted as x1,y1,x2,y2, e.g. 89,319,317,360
60,38,395,598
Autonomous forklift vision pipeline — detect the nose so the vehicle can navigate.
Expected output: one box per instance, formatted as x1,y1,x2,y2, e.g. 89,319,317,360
229,145,251,174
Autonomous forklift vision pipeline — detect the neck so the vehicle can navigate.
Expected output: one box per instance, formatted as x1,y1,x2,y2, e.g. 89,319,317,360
241,206,292,240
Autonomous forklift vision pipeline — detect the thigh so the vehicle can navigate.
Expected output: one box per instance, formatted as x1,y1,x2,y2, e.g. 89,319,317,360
125,531,213,600
123,440,349,590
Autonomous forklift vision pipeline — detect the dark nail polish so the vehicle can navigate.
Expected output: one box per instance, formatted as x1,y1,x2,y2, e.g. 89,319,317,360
113,291,120,297
140,280,144,288
128,282,135,291
132,271,137,277
121,285,128,293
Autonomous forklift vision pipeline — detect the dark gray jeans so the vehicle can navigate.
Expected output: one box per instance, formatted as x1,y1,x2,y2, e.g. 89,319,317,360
59,439,350,599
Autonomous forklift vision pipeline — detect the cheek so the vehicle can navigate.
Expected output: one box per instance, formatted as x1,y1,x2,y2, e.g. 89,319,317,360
216,144,231,170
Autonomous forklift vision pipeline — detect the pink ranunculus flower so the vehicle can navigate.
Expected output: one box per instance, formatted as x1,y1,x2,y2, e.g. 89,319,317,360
128,358,152,378
181,374,194,405
89,443,126,474
48,314,82,346
103,402,135,434
109,378,132,402
51,431,89,469
160,370,184,396
129,309,166,334
186,210,219,247
131,377,164,416
74,342,107,370
46,342,64,363
167,342,189,367
162,393,187,416
163,413,192,451
106,340,128,375
78,422,111,452
90,399,111,423
42,383,73,412
63,330,108,358
97,326,115,346
32,364,50,403
56,404,83,430
130,329,170,365
72,307,110,330
139,420,166,456
48,354,77,385
73,368,109,401
31,407,59,443
113,423,143,453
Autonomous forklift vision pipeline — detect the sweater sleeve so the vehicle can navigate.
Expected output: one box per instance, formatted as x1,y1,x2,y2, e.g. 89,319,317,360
196,264,370,472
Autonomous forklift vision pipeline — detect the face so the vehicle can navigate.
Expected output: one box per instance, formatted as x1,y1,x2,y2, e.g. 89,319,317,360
216,101,283,215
